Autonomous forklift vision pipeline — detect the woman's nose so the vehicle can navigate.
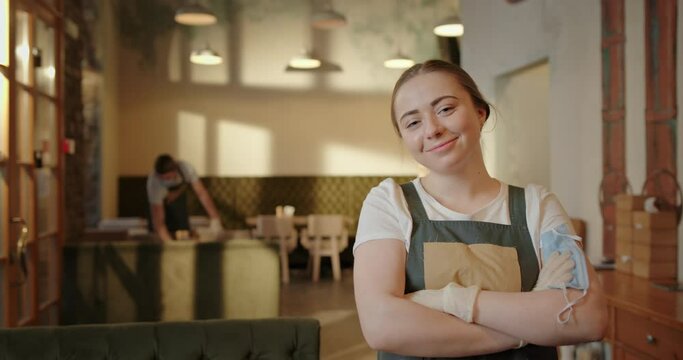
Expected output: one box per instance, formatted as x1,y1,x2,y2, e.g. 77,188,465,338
423,114,443,138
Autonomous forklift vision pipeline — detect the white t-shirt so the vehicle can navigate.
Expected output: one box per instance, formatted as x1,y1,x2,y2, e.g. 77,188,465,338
354,178,575,264
146,160,199,205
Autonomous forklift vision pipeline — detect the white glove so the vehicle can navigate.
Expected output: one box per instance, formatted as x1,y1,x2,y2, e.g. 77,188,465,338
407,282,481,323
209,218,224,234
533,251,575,291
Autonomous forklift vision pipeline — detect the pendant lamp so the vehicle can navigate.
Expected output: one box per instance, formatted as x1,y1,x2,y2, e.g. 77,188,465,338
286,49,321,70
433,16,464,37
175,1,217,26
311,9,346,29
384,0,415,69
190,45,222,65
384,52,415,69
311,0,346,29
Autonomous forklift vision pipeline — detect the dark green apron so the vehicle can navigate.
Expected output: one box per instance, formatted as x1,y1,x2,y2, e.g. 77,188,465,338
378,182,557,360
148,171,191,236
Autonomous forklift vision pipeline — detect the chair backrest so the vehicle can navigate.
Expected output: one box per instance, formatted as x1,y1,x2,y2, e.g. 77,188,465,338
302,215,348,251
254,215,297,251
307,215,344,236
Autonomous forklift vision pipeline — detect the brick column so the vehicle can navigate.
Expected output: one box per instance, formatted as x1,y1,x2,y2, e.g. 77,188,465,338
644,0,678,208
601,0,628,261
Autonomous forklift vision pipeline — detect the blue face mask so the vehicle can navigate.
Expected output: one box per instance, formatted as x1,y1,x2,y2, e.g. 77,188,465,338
540,223,589,324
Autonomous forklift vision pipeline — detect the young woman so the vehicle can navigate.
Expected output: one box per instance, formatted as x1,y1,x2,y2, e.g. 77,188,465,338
353,60,607,359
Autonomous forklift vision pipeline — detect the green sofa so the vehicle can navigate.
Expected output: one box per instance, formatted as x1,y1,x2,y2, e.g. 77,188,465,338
0,318,320,359
62,239,280,324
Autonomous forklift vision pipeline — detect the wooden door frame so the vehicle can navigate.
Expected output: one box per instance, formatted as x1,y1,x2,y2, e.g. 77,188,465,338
5,0,63,327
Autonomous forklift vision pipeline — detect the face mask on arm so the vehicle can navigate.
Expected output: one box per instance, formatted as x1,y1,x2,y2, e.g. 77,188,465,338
540,223,589,324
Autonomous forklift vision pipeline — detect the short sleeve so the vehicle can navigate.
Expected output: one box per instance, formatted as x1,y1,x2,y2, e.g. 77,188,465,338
354,178,412,254
525,184,576,263
178,161,199,183
146,175,166,205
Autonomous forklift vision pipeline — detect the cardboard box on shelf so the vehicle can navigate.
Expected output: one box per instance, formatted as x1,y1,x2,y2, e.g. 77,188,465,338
615,240,633,274
615,225,632,242
615,194,647,211
631,243,677,263
632,211,677,229
632,228,677,246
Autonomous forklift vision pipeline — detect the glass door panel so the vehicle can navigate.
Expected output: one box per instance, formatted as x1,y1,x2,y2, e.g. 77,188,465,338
19,167,34,241
35,97,56,166
15,244,34,324
0,0,8,67
34,18,55,96
37,236,57,305
36,168,56,235
16,89,33,163
15,11,31,85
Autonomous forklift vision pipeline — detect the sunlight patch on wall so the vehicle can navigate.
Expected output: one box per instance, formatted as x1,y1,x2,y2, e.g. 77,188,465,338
216,120,272,176
322,143,419,176
493,61,550,188
177,111,207,175
190,26,229,85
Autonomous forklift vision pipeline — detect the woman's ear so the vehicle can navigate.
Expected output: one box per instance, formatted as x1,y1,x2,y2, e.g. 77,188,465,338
477,107,487,128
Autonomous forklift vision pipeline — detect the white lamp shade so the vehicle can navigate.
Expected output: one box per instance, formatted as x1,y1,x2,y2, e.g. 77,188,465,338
433,16,464,37
384,52,415,69
287,53,321,69
175,3,217,26
311,9,347,29
190,47,222,65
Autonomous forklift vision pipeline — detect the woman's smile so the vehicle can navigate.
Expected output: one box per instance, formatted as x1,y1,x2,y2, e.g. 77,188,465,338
425,136,458,152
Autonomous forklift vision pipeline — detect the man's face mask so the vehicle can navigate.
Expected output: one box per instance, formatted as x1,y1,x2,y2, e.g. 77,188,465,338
540,223,589,324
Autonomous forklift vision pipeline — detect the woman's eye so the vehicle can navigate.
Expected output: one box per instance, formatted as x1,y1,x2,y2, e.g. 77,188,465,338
406,120,419,128
438,106,454,115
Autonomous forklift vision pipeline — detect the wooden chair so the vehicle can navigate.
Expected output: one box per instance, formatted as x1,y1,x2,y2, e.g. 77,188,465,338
300,214,348,282
252,215,298,283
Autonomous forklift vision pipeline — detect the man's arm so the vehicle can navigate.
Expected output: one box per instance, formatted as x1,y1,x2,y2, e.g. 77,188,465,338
191,180,220,220
355,239,520,357
150,204,173,241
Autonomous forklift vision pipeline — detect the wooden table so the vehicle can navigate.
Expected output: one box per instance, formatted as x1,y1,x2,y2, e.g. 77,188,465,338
599,270,683,359
245,215,353,227
245,216,308,227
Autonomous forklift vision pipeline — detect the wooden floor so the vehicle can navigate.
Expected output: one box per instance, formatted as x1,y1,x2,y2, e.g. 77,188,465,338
280,268,375,360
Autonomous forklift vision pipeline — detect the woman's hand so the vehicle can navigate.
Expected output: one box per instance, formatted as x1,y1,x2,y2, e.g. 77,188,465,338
406,283,480,323
533,251,575,291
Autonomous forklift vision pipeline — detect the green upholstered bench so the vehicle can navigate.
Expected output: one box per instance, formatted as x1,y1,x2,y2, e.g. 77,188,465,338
62,239,280,324
0,318,320,359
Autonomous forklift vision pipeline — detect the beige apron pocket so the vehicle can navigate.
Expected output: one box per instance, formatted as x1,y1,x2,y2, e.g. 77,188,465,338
424,242,521,292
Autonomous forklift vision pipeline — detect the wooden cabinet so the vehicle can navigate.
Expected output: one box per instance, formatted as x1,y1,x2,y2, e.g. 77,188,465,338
600,271,683,359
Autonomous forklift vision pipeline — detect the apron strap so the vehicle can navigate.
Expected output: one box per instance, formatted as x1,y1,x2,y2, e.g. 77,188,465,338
400,182,429,221
508,185,528,228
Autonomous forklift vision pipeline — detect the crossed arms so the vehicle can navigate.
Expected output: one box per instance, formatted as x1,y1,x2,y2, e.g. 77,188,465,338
353,239,608,358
